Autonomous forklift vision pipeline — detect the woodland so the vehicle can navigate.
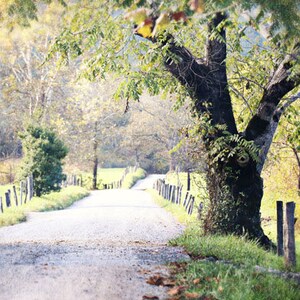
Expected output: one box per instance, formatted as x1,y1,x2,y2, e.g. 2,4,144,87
0,0,299,246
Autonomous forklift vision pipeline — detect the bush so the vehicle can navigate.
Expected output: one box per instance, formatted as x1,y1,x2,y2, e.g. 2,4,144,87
122,168,146,188
19,125,68,196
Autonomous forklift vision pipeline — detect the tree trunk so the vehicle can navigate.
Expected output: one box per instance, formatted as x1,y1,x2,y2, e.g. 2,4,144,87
92,122,98,190
204,156,272,246
92,155,98,190
148,13,299,247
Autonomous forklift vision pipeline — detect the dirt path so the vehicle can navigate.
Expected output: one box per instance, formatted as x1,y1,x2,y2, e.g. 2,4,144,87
0,175,188,300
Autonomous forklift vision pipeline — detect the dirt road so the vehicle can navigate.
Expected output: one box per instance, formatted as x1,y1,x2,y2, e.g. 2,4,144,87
0,175,188,300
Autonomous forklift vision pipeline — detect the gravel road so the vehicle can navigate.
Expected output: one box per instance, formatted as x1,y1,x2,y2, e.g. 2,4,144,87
0,175,189,300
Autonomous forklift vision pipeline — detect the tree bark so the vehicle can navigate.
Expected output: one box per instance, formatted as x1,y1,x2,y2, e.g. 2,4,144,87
144,13,299,247
92,122,98,190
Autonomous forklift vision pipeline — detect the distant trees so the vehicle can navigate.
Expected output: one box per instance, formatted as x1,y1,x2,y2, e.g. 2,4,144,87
45,0,300,246
19,125,68,196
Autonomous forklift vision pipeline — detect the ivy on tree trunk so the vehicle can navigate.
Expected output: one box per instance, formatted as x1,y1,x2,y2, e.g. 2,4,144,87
159,13,299,247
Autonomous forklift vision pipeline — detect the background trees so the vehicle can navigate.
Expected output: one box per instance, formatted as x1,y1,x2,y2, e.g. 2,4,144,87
0,0,298,245
44,0,299,245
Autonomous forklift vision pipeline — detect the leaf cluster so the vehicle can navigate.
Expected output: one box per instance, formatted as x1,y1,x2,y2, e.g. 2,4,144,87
19,125,68,196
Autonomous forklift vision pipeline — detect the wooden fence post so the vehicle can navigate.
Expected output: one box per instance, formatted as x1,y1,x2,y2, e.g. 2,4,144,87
168,184,172,200
24,180,28,204
183,191,189,208
284,201,296,268
164,184,168,199
30,174,34,198
5,191,11,207
27,176,30,200
187,171,191,191
169,185,174,202
0,197,3,213
20,181,23,205
277,201,284,256
13,185,18,206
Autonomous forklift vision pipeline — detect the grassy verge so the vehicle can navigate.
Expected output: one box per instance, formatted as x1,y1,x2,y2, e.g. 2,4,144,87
122,168,147,189
81,168,126,189
150,190,300,300
0,186,89,227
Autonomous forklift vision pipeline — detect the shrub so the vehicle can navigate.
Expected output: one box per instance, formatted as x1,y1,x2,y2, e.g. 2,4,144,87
19,125,68,196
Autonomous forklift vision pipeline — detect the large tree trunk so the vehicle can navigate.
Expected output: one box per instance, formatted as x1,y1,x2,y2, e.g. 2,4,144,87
158,13,299,247
204,156,271,246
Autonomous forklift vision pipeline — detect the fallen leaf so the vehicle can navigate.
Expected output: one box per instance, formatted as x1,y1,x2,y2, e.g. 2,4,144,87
193,278,201,284
185,292,201,299
162,278,176,287
213,277,220,283
146,275,164,286
167,286,186,296
142,295,159,300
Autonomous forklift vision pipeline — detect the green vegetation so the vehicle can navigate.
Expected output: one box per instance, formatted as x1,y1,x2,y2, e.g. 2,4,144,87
122,168,147,189
0,186,88,227
171,259,300,300
151,190,300,299
170,225,300,299
165,171,300,248
19,125,68,196
81,168,125,189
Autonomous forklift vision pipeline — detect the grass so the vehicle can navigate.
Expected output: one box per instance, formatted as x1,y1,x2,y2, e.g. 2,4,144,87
150,190,300,300
81,168,125,189
122,168,147,189
165,171,300,256
0,186,89,227
80,167,146,190
98,168,126,185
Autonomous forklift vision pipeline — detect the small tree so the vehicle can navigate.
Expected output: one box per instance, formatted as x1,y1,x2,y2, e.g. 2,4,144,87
19,125,68,196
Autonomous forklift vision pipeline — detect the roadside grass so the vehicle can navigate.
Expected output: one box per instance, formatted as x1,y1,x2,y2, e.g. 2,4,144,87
166,172,300,257
98,168,126,185
122,168,147,189
81,168,125,189
0,186,89,227
150,190,300,300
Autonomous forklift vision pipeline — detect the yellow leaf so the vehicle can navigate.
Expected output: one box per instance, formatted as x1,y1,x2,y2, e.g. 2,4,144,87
152,13,170,36
124,8,150,24
134,18,153,38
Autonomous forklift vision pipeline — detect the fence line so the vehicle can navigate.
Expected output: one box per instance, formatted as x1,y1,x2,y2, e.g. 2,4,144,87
0,174,82,214
103,166,138,190
154,178,198,215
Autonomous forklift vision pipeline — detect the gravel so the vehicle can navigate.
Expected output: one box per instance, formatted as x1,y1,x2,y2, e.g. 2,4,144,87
0,175,189,300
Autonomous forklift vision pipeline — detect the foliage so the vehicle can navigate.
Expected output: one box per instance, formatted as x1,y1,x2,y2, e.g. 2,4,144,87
171,260,300,300
169,224,300,299
19,125,68,196
0,186,88,227
0,0,67,27
122,168,146,189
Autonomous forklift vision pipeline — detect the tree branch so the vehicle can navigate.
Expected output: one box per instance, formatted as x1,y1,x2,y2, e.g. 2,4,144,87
163,13,237,134
256,91,300,174
245,51,300,143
